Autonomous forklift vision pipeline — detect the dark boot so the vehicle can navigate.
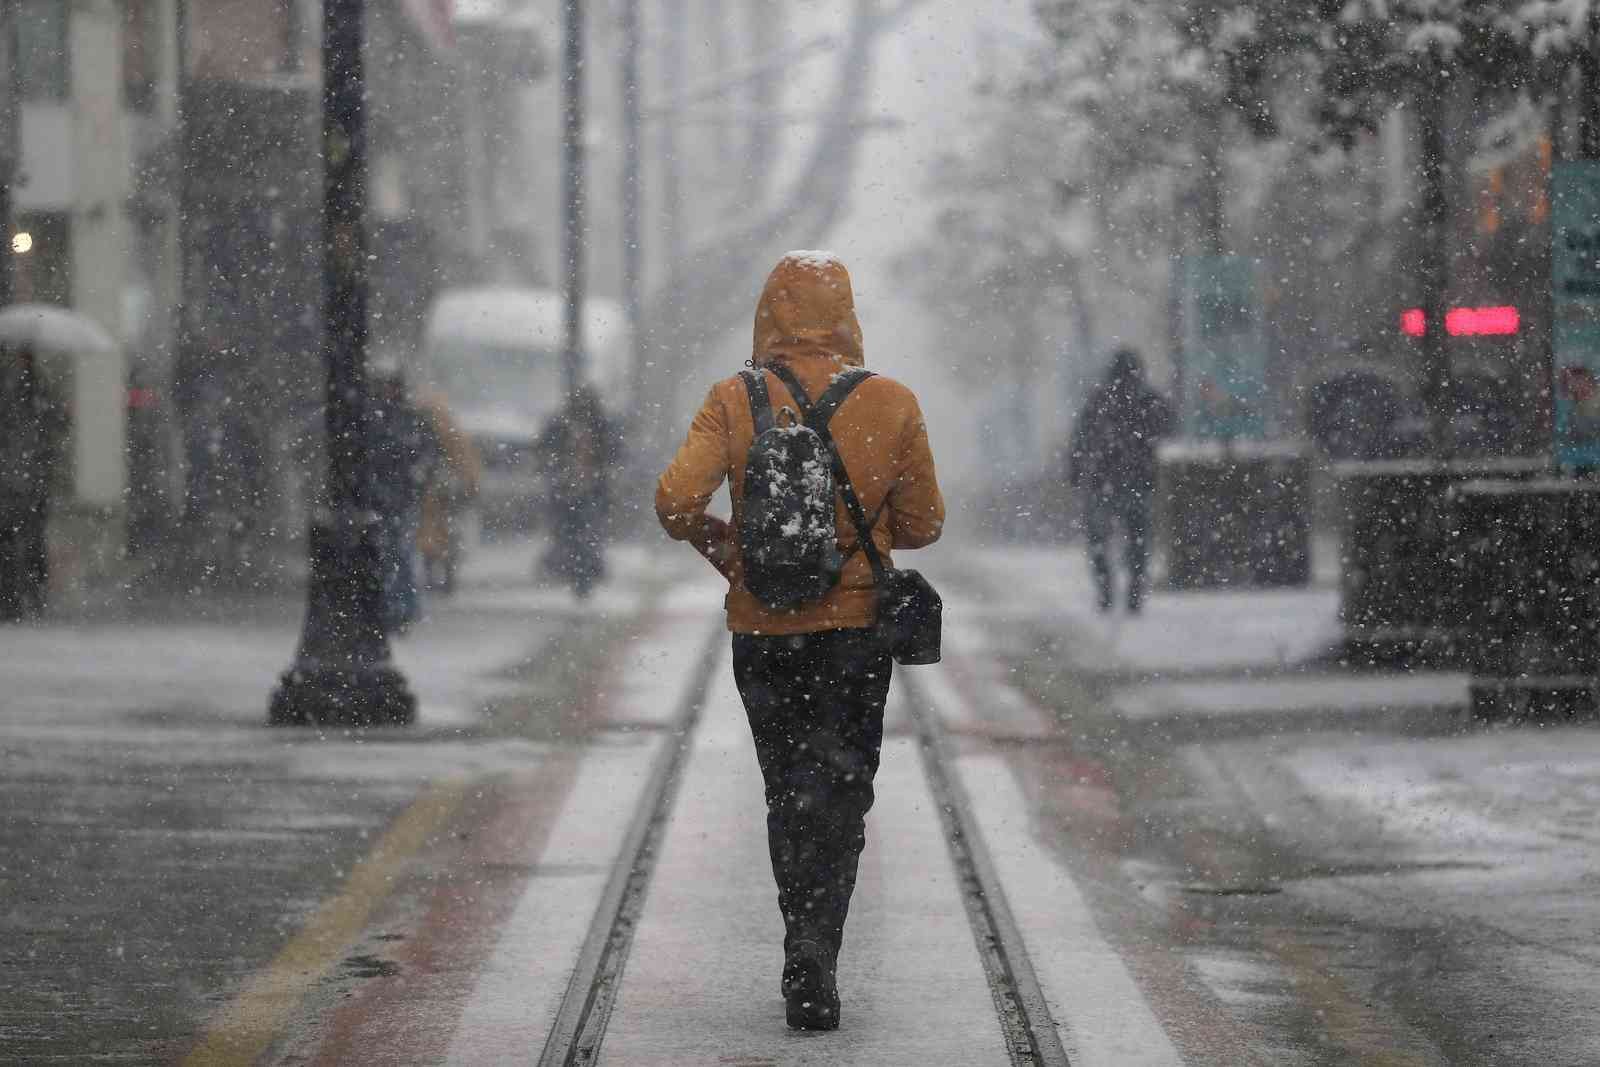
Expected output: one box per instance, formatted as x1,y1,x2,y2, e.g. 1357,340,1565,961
782,939,839,1031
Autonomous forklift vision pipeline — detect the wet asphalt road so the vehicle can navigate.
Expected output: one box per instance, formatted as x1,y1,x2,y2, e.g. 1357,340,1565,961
0,539,633,1064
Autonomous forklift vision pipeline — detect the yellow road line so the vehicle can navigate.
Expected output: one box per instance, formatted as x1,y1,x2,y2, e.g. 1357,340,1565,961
182,780,468,1067
1269,937,1444,1067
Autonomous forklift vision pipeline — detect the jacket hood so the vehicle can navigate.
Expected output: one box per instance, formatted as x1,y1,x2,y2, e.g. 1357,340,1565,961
751,251,864,368
1107,347,1144,386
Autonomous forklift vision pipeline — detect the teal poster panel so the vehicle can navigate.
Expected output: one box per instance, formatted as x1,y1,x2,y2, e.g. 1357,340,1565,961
1552,162,1600,467
1180,255,1265,439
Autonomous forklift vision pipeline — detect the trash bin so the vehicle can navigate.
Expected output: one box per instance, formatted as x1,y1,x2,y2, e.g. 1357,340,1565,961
1159,438,1312,590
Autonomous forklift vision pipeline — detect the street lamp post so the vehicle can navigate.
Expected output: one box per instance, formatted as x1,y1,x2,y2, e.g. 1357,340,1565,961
621,0,643,411
561,0,584,399
1583,2,1600,160
269,0,416,727
0,0,18,307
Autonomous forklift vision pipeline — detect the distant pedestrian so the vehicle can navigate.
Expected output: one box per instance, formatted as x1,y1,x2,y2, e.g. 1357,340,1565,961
1069,348,1174,614
656,251,945,1030
538,386,620,599
173,331,230,564
0,345,66,621
369,367,440,633
416,387,481,595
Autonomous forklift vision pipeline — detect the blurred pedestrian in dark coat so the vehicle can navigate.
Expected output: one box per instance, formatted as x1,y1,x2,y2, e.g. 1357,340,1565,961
538,386,620,599
0,345,66,620
369,369,440,633
1069,348,1174,613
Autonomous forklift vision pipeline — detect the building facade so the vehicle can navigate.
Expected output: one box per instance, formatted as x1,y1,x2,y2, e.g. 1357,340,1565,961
8,0,177,517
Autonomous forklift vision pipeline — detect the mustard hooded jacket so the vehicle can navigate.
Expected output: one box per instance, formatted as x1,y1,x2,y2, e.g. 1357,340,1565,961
655,252,945,635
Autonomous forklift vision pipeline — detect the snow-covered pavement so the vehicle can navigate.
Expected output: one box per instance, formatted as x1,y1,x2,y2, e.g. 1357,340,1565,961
970,542,1600,1064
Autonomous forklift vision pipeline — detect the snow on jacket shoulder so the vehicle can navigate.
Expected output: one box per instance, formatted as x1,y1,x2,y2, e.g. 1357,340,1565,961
655,252,945,636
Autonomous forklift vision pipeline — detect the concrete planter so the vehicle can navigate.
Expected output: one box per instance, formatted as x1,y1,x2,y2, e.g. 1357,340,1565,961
1158,438,1312,590
1453,478,1600,720
1333,457,1547,666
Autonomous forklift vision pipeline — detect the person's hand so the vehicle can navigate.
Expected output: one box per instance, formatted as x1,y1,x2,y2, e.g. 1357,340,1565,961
694,515,736,579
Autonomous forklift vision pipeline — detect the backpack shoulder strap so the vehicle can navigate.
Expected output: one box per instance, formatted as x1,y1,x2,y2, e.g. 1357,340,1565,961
739,369,774,435
766,362,812,417
803,370,888,585
806,369,875,433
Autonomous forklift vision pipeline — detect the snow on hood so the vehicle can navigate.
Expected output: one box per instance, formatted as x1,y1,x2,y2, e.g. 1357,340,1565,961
751,251,864,369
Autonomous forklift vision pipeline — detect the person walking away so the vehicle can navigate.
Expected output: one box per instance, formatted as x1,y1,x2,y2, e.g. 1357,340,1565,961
539,386,619,599
1068,347,1174,613
0,345,66,621
172,329,232,577
655,251,945,1031
368,367,440,633
415,387,481,594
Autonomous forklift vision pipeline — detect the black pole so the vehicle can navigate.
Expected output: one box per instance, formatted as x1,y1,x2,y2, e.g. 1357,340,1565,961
621,0,643,412
1418,77,1452,458
269,0,415,727
0,0,17,307
561,0,585,399
1197,103,1226,258
660,0,683,270
1583,2,1600,160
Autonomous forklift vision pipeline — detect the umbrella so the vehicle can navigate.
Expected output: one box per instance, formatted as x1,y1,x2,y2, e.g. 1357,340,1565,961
0,303,117,355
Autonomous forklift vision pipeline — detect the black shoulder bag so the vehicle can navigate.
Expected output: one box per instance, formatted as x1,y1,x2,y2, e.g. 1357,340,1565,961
769,364,944,665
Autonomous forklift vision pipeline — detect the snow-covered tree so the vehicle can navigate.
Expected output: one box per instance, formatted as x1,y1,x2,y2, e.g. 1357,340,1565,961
1224,1,1546,452
897,0,1309,456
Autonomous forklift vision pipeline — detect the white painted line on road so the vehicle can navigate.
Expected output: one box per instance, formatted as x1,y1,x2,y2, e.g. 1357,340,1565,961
957,754,1184,1066
605,602,726,730
444,598,723,1064
598,667,1007,1064
916,651,985,732
656,574,729,613
443,735,662,1066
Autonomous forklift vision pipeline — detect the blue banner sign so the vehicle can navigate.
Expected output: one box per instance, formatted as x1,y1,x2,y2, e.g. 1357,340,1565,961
1552,162,1600,467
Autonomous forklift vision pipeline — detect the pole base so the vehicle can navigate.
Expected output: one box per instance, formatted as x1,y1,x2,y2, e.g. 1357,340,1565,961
269,662,417,727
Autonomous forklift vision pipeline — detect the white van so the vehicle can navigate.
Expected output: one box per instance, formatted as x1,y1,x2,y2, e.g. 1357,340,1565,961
423,286,627,533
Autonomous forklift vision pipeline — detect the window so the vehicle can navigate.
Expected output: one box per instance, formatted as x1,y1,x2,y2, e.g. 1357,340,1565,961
15,0,69,102
11,213,72,305
124,0,159,112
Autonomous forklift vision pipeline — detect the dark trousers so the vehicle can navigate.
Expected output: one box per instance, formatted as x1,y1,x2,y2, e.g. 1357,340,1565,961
732,629,892,956
1084,489,1152,609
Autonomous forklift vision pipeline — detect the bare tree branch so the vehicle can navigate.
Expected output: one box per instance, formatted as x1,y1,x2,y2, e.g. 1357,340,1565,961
636,0,901,443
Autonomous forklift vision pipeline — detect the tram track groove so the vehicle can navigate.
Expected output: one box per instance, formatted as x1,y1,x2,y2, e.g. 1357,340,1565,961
537,623,726,1067
900,671,1072,1067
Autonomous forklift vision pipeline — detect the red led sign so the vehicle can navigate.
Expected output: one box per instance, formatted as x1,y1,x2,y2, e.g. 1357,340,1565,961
1445,305,1519,336
1399,306,1520,337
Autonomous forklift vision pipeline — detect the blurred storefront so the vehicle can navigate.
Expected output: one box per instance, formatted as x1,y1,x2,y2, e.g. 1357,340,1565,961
3,0,547,589
7,0,174,512
1,0,178,596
